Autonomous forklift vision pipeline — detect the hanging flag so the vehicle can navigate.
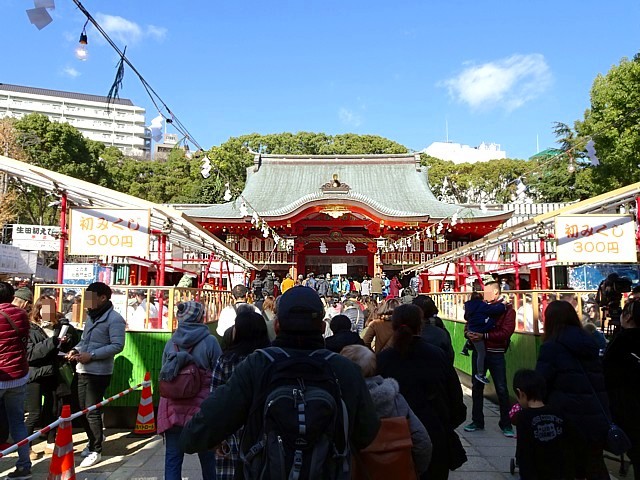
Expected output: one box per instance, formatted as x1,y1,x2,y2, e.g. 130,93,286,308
585,139,600,166
149,115,163,142
200,156,211,179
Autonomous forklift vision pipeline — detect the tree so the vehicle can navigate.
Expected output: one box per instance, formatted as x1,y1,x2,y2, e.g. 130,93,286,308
103,146,205,204
421,154,537,204
576,55,640,192
5,114,111,225
199,132,408,203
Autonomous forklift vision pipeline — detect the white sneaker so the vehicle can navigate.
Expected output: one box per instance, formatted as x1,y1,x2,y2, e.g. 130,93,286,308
80,447,91,457
79,451,101,467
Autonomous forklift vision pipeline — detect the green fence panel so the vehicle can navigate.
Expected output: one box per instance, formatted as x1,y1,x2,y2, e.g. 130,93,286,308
442,318,543,398
106,332,172,407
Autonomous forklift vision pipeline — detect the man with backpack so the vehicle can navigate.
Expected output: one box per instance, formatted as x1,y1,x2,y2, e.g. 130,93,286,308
315,274,331,298
180,286,380,479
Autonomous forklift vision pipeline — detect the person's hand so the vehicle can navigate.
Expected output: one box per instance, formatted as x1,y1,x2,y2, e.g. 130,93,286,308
59,335,70,344
467,332,483,342
76,352,92,364
65,350,78,361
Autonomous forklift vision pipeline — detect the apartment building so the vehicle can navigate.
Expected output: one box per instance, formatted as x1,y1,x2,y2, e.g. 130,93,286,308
0,83,151,157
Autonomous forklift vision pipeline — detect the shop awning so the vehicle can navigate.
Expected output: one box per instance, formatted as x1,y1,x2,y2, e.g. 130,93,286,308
0,156,256,271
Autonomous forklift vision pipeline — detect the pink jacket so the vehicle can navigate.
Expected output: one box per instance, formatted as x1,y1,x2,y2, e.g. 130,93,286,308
157,371,212,434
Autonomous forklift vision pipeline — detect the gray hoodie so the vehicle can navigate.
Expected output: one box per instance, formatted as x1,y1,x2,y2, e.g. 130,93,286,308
161,321,221,377
365,375,432,475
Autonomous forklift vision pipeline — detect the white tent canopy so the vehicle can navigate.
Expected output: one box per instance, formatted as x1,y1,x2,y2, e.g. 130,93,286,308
403,181,640,275
0,156,256,271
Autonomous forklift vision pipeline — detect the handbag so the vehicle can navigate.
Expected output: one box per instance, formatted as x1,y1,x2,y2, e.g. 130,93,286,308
560,342,632,455
58,362,75,386
352,416,417,480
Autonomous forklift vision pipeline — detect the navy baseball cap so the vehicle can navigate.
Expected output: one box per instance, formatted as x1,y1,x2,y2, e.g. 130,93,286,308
277,286,325,332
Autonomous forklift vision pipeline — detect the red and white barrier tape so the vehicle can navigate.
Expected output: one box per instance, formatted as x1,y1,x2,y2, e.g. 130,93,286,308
0,379,151,459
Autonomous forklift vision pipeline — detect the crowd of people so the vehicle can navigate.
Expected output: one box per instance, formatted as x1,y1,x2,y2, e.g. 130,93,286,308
0,281,125,479
1,275,639,480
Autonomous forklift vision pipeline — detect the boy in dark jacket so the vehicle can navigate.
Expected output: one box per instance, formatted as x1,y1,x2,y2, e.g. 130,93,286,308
461,292,506,384
325,315,364,353
511,369,574,480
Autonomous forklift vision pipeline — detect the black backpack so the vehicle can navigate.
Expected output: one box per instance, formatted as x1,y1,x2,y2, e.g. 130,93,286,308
240,347,350,480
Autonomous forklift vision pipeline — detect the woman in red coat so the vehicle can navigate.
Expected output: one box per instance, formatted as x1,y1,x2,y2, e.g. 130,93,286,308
389,276,402,299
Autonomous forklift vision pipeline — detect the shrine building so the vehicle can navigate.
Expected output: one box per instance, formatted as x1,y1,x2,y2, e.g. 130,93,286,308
184,153,512,281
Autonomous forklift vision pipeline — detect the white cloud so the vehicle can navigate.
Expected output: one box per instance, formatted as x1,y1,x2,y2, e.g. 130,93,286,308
95,13,166,45
443,54,552,111
61,66,80,78
338,107,362,127
146,25,167,41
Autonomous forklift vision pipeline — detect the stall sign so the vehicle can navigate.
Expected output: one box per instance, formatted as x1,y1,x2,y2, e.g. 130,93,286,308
555,214,637,263
68,208,150,257
332,263,348,275
12,224,60,251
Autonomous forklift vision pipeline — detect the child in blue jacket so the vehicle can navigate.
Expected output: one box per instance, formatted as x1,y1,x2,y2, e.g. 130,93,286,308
461,292,506,384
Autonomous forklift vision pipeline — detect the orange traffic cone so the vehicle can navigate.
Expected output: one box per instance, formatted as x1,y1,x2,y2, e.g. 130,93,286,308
48,405,76,480
134,371,156,435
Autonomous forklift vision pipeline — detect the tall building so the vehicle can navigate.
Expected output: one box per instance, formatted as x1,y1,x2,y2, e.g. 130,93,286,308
153,133,189,162
0,83,150,157
422,141,507,164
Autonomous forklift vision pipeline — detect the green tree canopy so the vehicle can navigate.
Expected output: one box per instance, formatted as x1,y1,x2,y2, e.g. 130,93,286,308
576,54,640,192
200,132,408,202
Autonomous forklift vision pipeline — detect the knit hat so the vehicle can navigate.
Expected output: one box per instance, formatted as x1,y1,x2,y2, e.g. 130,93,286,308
277,286,325,333
176,301,205,323
14,287,33,303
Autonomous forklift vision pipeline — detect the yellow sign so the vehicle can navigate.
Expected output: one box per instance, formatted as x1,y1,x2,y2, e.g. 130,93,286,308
555,214,637,263
68,208,151,257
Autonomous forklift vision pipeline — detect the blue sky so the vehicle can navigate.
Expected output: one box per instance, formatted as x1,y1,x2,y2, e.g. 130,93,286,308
3,0,640,159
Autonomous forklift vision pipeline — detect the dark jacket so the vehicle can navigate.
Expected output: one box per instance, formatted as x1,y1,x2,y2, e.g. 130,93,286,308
180,335,380,456
377,337,466,476
0,303,30,382
325,330,365,353
603,328,640,442
536,326,610,443
27,322,59,382
421,320,454,365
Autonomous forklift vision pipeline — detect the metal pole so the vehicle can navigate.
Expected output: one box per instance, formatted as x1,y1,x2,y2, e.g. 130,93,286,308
441,262,451,292
199,253,215,289
157,235,166,329
513,239,520,290
56,193,67,284
540,238,548,290
225,261,233,290
467,256,485,288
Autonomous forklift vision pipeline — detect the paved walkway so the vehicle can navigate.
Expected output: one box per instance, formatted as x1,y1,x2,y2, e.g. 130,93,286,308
1,386,631,479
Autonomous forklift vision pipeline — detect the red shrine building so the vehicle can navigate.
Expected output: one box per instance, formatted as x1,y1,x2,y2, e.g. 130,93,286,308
185,154,511,282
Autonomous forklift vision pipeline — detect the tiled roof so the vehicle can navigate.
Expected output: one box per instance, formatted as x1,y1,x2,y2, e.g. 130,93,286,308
0,83,135,107
185,154,508,221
